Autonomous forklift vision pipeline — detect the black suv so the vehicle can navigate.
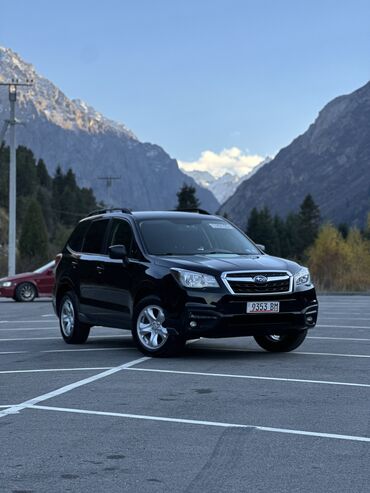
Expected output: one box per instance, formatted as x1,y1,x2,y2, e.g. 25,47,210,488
53,208,318,356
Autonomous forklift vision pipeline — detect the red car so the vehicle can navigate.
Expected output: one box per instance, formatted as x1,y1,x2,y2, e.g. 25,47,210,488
0,261,55,302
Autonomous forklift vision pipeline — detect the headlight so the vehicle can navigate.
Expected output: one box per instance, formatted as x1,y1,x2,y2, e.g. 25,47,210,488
0,281,12,287
172,268,219,288
294,267,310,286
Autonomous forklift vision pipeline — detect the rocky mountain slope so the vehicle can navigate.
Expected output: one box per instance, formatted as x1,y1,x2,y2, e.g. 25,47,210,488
0,47,219,211
219,82,370,227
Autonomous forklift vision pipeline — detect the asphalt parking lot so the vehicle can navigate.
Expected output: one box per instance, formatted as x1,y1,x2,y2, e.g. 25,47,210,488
0,296,369,492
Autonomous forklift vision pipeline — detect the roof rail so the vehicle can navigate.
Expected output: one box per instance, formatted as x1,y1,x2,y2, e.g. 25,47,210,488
87,208,132,217
172,208,210,215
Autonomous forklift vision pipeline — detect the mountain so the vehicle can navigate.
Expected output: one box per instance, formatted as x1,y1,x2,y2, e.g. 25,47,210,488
0,47,219,212
182,170,241,203
219,82,370,228
183,157,271,204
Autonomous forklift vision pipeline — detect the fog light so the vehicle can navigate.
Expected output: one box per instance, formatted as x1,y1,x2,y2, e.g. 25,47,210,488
307,316,313,323
190,321,197,328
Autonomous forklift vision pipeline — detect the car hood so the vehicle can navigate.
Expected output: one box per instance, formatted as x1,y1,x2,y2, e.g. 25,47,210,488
153,254,301,275
0,272,34,283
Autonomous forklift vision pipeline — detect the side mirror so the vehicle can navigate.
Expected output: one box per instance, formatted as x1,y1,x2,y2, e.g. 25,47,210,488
256,244,266,252
109,244,128,260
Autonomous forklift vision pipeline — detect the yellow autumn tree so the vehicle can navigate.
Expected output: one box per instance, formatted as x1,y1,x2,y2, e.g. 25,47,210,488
307,223,370,291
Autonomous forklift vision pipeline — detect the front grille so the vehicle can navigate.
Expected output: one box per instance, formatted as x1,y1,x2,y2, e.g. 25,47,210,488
226,271,287,278
222,271,292,295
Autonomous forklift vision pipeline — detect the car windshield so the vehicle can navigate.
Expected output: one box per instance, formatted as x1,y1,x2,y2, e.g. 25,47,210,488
139,217,260,256
33,261,55,273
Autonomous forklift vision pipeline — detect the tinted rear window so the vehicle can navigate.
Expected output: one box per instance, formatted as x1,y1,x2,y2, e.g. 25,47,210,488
82,219,109,254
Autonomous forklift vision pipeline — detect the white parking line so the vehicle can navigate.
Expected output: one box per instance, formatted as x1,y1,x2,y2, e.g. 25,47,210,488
42,314,57,318
0,320,58,324
0,335,131,342
0,356,149,419
319,317,370,321
0,367,111,375
29,404,370,443
126,367,370,388
0,405,15,408
191,345,370,359
316,324,370,330
0,327,59,331
309,336,370,342
0,351,28,355
43,347,135,353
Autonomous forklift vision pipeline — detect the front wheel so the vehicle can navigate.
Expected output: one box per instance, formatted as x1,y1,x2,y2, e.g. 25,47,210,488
132,296,185,357
59,292,90,344
254,330,307,352
15,282,37,302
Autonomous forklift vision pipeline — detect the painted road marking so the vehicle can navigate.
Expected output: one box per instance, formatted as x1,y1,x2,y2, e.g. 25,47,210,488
0,367,111,375
126,367,370,389
0,356,149,419
190,345,370,359
29,404,370,443
0,335,131,342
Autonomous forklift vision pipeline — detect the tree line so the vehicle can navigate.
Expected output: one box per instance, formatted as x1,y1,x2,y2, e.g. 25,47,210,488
245,195,370,291
176,183,370,292
0,145,100,274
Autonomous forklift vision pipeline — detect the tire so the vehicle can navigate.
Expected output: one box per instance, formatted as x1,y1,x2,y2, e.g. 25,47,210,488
254,330,308,352
59,291,90,344
132,296,185,357
15,282,37,302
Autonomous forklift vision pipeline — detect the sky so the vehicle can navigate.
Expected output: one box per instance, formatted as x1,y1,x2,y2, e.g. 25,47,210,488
1,0,370,176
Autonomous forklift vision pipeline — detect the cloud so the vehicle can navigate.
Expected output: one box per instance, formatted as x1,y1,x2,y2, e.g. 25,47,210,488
178,147,265,178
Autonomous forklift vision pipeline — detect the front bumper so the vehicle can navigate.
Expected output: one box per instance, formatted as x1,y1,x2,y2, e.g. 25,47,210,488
0,286,15,298
167,288,318,339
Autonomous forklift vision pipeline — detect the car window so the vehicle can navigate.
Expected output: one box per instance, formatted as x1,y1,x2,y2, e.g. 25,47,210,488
33,261,55,273
67,220,90,252
139,218,260,255
107,219,133,253
82,219,109,254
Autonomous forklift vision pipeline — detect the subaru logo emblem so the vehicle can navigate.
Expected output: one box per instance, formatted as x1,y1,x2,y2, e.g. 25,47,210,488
253,275,268,284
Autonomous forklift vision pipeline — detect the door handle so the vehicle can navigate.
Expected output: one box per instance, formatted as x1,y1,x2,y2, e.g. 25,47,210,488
96,265,105,274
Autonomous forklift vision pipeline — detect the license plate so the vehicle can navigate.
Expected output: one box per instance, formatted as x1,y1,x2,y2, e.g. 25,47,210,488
247,301,280,313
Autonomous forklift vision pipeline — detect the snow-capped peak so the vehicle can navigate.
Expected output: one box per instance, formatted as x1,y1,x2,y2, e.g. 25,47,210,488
0,46,136,139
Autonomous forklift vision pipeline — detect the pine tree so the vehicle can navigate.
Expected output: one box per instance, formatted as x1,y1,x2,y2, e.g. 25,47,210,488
19,199,49,266
297,194,321,256
176,183,200,210
36,159,52,188
246,207,279,254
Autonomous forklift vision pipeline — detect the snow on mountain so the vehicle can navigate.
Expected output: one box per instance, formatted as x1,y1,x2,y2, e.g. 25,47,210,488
0,46,136,138
0,46,219,212
184,157,271,204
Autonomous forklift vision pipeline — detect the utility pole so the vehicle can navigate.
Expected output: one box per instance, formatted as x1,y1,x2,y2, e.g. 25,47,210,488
97,176,121,208
0,79,33,276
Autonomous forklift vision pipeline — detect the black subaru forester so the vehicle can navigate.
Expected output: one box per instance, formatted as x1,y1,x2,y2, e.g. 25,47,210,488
53,208,318,357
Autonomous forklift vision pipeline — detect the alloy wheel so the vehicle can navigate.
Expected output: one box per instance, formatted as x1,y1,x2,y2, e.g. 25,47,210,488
61,298,75,337
137,305,169,350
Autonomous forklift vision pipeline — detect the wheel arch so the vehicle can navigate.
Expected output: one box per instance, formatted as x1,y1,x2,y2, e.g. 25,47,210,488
55,280,76,315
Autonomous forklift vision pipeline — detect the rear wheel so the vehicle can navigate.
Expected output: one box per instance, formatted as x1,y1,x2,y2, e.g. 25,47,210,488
132,296,185,357
15,282,37,302
254,330,307,352
59,291,90,344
